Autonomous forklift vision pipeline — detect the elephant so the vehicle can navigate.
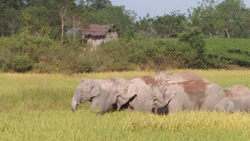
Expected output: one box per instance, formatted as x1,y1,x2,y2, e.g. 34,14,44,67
214,95,250,113
223,85,250,97
92,71,212,115
152,93,177,115
71,78,116,113
113,72,209,114
214,85,250,113
92,76,166,115
115,76,157,113
95,78,135,115
154,71,209,83
152,80,225,113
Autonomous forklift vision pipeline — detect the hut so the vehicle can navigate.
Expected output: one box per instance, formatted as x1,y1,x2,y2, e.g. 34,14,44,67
82,24,118,48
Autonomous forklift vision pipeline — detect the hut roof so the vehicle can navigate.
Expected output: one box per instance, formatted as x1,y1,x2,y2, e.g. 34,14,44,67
82,24,115,36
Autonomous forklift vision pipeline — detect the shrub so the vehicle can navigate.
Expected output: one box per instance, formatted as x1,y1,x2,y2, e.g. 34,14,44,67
178,27,207,69
12,55,33,72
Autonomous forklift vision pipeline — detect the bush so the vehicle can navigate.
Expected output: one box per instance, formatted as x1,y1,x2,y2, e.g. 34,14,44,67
178,27,207,69
0,33,235,73
12,55,33,72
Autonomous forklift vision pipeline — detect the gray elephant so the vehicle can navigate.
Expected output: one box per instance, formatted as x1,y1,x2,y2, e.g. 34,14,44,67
214,95,250,113
86,71,211,115
152,80,225,113
71,78,116,113
95,78,135,115
154,71,209,83
223,85,250,97
113,72,209,114
115,76,157,113
97,76,171,115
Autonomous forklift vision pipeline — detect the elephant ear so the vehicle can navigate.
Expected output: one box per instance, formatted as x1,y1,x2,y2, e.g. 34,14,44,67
126,83,137,100
164,85,177,107
90,82,100,98
165,93,177,107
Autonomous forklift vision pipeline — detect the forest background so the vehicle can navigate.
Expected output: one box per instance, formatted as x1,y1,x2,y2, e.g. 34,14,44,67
1,0,250,73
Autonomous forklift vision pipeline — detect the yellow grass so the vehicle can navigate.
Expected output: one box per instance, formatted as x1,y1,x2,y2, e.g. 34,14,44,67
1,70,250,140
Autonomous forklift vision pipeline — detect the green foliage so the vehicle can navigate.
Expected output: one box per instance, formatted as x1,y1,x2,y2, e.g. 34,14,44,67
84,6,135,35
81,36,223,71
179,27,205,55
153,11,187,38
0,34,231,73
134,14,158,38
178,27,205,68
188,0,249,38
206,38,250,67
0,2,22,36
12,55,33,72
21,6,52,36
0,34,84,73
87,0,112,9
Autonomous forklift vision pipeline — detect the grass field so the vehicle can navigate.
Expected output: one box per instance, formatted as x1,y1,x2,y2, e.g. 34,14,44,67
1,70,250,141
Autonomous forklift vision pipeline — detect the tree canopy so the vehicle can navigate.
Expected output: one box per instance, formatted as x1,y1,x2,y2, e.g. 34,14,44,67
0,0,250,39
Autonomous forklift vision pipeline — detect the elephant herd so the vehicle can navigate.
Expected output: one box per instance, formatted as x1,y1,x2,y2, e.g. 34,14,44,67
71,71,250,115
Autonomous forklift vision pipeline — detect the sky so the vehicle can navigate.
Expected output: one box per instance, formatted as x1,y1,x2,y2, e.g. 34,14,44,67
111,0,250,19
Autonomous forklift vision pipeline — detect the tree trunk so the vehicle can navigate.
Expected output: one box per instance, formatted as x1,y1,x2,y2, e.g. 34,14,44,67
225,29,230,38
1,27,3,37
73,17,76,41
61,16,64,48
209,31,212,38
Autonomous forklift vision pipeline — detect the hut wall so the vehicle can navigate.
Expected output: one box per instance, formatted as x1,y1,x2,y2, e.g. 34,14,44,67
85,32,118,48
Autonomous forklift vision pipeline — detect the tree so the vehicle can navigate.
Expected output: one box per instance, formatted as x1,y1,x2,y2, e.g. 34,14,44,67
153,11,187,38
85,0,111,9
134,14,158,37
239,8,250,38
84,6,136,35
0,0,24,36
22,6,52,36
188,0,220,37
53,0,75,47
25,0,52,7
66,5,84,41
216,0,245,38
178,27,206,68
0,0,25,9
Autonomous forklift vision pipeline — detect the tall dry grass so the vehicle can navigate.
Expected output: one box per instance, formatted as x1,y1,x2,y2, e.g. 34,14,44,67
1,70,250,140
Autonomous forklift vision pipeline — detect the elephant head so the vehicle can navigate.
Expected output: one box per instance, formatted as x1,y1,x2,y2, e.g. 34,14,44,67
71,79,100,112
151,83,177,115
214,99,234,113
112,78,137,110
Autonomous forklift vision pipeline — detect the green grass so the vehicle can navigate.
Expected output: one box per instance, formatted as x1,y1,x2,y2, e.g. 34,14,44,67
1,70,250,140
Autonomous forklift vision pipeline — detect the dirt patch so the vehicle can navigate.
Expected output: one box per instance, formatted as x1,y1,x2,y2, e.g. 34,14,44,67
141,76,158,85
227,65,250,70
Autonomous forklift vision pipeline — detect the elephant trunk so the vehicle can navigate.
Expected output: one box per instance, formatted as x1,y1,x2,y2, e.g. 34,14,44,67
71,97,78,112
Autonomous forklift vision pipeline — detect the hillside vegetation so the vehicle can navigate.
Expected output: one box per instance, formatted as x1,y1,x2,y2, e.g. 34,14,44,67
206,38,250,67
1,0,250,73
3,34,250,73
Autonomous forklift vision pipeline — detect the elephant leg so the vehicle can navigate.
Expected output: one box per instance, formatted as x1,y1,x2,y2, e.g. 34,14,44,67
168,98,184,113
96,104,113,115
96,96,115,115
126,104,134,112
